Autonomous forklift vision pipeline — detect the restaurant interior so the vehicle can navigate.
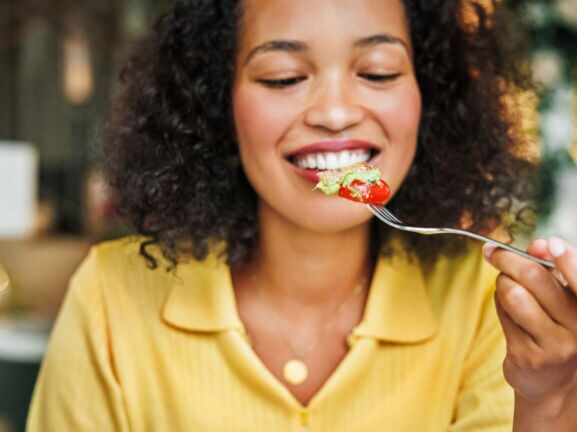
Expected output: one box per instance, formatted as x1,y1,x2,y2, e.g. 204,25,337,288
0,0,576,431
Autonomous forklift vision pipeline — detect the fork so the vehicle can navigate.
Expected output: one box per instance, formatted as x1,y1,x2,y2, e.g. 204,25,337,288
367,204,555,268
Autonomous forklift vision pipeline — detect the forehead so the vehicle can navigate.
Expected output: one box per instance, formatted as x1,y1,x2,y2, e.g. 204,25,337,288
238,0,411,54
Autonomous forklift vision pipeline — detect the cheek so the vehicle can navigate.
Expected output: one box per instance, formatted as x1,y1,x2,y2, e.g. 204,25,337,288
233,88,292,154
233,91,267,150
380,85,422,140
232,87,294,192
375,85,421,187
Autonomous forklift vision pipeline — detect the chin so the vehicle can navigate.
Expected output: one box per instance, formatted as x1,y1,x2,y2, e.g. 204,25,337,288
294,201,373,233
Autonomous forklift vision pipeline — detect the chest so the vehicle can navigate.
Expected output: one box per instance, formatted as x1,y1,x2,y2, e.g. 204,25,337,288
113,329,466,432
245,319,352,405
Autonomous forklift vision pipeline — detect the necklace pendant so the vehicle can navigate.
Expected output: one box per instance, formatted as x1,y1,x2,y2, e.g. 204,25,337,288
283,359,309,385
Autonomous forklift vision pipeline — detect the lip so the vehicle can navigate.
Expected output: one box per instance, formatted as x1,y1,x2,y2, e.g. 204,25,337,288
287,139,379,157
293,166,322,185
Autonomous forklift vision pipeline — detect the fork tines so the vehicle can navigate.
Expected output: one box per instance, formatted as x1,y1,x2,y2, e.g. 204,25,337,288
369,204,403,224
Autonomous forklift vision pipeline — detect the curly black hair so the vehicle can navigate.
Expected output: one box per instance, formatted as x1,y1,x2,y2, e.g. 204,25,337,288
103,0,538,269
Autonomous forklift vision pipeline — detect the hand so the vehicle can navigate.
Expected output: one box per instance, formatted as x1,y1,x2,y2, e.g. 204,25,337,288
483,238,577,422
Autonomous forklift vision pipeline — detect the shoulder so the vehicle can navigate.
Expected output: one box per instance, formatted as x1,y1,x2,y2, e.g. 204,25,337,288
384,240,500,328
427,241,499,292
74,236,175,284
71,236,229,303
65,237,174,313
389,238,499,294
84,236,153,270
423,241,501,330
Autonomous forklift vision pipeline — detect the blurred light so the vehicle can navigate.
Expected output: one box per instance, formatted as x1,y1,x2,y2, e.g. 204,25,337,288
541,84,574,153
63,32,93,105
532,50,564,88
555,0,577,28
570,88,577,166
0,142,38,239
0,262,8,296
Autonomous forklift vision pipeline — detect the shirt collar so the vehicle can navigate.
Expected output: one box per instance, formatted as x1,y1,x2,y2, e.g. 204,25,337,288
351,254,438,344
162,256,244,332
162,254,438,343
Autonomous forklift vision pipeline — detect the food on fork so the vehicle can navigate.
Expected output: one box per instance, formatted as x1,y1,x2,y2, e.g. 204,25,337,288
315,162,390,204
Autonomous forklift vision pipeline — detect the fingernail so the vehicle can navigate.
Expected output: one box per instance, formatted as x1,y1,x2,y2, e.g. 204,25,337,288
552,269,569,287
483,243,497,259
548,237,566,258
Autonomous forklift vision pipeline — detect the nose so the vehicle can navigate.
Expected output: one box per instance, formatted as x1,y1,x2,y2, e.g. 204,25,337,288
304,75,365,132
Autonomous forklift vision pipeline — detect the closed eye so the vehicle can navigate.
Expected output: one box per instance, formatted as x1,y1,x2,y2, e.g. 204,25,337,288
358,73,401,83
258,77,306,88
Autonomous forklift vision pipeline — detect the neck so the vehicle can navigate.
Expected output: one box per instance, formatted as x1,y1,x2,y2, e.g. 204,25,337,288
238,202,373,310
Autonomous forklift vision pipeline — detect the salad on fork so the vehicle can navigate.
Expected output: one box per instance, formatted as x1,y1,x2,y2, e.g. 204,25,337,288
315,162,555,268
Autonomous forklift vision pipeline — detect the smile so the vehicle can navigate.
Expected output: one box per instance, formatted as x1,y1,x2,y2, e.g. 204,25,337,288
291,149,373,170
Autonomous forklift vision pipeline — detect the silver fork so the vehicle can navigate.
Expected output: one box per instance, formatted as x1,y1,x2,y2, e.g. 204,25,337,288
367,204,555,268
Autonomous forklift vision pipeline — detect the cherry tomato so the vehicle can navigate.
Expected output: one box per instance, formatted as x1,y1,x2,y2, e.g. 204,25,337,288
338,179,390,204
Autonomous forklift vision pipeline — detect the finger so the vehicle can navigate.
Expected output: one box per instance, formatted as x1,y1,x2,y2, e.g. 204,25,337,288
496,292,577,384
494,292,546,376
485,244,577,330
494,291,538,351
528,238,569,286
495,273,561,349
548,237,577,292
527,238,550,260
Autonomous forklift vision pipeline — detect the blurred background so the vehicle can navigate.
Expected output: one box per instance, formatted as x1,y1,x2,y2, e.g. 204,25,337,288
0,1,171,430
0,0,576,431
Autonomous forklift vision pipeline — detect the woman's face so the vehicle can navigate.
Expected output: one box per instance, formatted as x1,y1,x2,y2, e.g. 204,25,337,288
233,0,421,233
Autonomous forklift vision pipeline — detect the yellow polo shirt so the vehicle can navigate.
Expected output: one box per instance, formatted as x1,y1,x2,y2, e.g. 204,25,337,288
27,237,513,431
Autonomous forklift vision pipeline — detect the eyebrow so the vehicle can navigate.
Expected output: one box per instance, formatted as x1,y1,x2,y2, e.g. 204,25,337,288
244,33,411,65
354,33,411,55
245,40,307,65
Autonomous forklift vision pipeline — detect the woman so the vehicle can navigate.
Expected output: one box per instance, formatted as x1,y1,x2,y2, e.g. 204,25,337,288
27,0,577,430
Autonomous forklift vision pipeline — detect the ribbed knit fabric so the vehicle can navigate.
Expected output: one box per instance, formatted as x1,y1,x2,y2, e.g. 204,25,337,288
27,237,513,431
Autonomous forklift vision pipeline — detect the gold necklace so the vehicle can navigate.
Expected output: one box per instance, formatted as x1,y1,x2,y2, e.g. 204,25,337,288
254,276,365,386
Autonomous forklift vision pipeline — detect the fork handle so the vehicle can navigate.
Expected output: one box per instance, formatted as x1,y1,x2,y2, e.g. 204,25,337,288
438,228,556,268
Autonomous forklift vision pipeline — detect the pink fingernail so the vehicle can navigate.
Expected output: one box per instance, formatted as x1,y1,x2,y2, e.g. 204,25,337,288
483,243,497,259
548,237,566,258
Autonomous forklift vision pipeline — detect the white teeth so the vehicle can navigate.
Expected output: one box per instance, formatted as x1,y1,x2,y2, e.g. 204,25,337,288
316,154,327,170
338,151,351,167
326,153,339,170
353,151,371,164
293,149,372,170
306,154,316,169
